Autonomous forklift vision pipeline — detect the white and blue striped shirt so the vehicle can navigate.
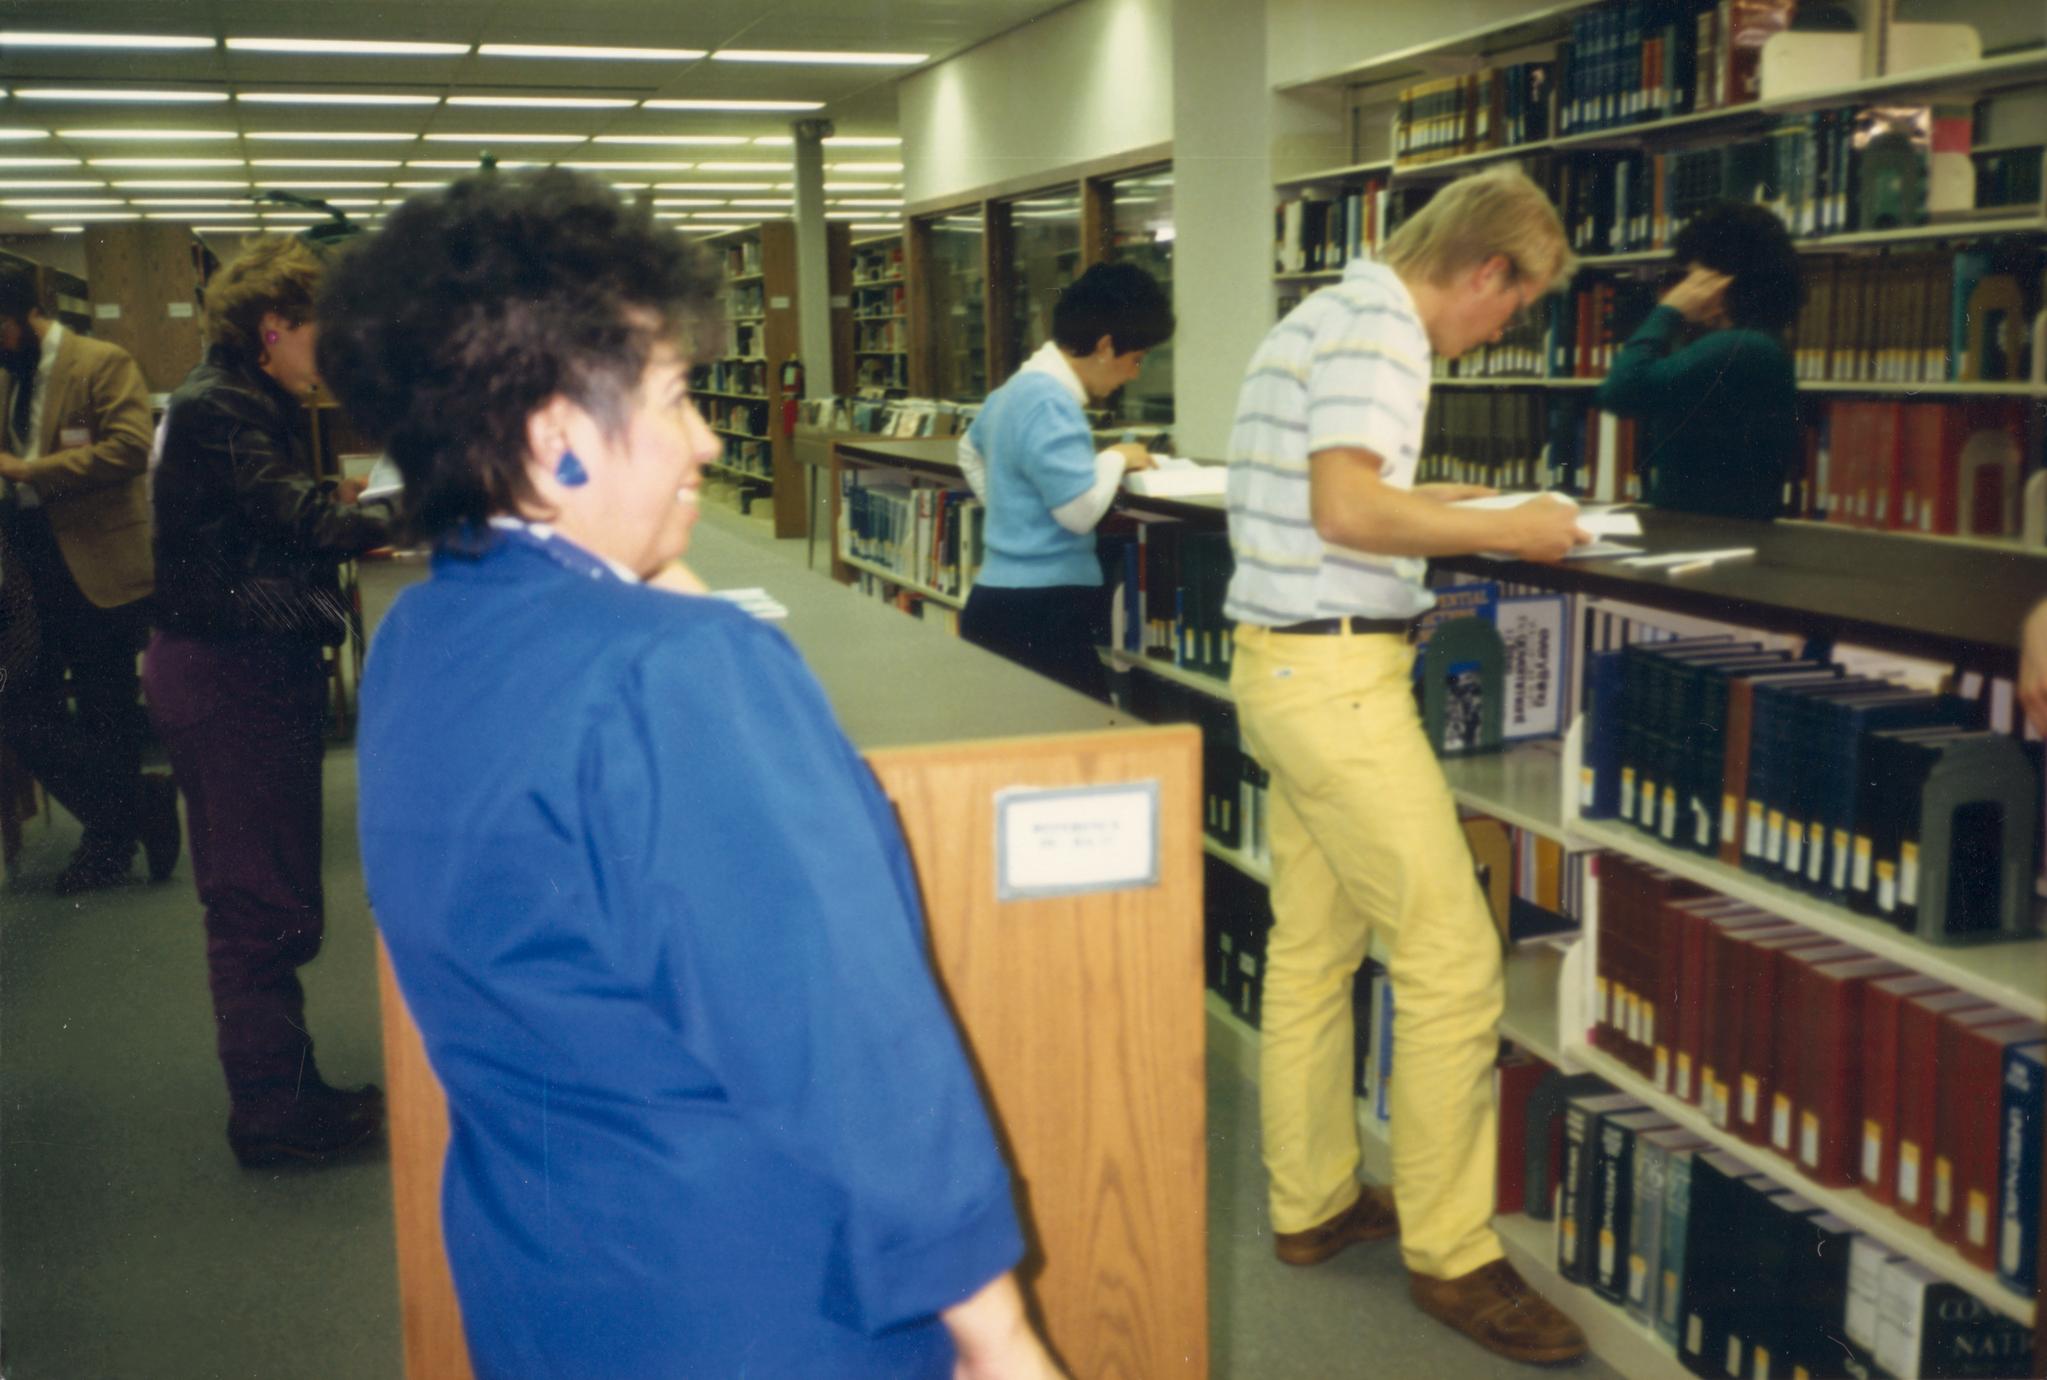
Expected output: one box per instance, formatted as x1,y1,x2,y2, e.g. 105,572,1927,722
1223,260,1434,626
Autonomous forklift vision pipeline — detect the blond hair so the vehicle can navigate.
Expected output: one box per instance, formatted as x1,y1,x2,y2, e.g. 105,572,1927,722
1381,166,1575,290
202,233,326,358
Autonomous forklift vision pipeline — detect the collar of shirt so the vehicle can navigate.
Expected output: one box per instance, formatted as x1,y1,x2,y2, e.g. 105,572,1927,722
485,515,642,584
5,320,63,459
1018,339,1087,408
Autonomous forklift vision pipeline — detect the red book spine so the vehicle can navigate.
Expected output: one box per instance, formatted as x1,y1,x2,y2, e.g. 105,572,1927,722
1702,919,1777,1129
1734,933,1826,1146
1860,977,1954,1205
1937,1018,2045,1260
1653,898,1686,1094
1798,959,1906,1186
1768,943,1861,1159
1898,995,1999,1224
1495,1054,1551,1216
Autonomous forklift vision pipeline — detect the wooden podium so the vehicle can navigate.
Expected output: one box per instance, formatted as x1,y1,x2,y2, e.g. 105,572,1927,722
378,724,1209,1379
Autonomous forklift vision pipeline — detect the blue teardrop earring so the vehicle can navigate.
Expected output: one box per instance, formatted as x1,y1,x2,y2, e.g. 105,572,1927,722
555,450,589,488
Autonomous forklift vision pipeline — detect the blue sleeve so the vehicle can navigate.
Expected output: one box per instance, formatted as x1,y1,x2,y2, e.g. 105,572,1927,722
583,612,1023,1334
1015,391,1100,511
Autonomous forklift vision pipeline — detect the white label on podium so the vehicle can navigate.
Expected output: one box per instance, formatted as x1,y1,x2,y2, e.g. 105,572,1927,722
995,780,1159,900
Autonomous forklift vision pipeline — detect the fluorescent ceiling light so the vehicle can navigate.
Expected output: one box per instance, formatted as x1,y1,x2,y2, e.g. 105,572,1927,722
394,180,452,188
405,160,536,169
643,99,820,112
0,31,215,50
320,199,381,206
849,222,901,231
59,128,237,141
591,134,745,146
251,180,390,188
112,179,250,188
478,43,705,61
90,158,245,168
690,212,762,220
824,211,868,220
563,160,694,171
129,198,253,205
260,211,328,219
825,136,902,148
828,162,903,174
824,182,894,192
191,225,261,231
250,159,402,168
0,157,81,167
29,210,135,219
447,96,635,109
0,196,122,206
0,179,107,189
18,88,228,102
424,132,587,143
833,199,903,208
248,131,418,142
653,198,723,206
145,211,253,220
653,181,780,192
697,161,789,172
604,182,651,190
729,198,791,207
0,129,48,140
236,93,440,106
226,37,469,56
712,49,926,66
752,136,793,145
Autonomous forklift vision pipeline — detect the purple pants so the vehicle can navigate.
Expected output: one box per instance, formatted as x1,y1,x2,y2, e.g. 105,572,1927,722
143,630,329,1109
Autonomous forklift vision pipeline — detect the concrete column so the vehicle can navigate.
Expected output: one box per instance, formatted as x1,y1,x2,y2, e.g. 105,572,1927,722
790,117,835,397
1170,0,1275,458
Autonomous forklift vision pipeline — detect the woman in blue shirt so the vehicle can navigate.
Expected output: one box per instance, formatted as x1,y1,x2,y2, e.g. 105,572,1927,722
958,262,1174,699
1594,201,1803,520
316,170,1062,1380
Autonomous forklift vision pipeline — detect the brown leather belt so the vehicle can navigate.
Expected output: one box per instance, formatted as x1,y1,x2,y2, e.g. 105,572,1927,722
1270,616,1415,636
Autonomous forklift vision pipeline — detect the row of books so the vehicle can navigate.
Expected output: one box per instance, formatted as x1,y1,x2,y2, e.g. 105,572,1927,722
1592,855,2045,1290
801,395,976,438
1207,853,1274,1028
1556,0,1784,137
852,282,906,316
1417,390,1551,492
1549,403,1645,504
1272,180,1416,275
717,436,770,480
854,355,909,391
1540,1070,2035,1377
1100,517,1234,679
1393,61,1554,166
720,239,762,278
1792,250,2040,386
855,318,906,353
1550,277,1660,379
1582,634,2040,938
851,241,903,286
691,358,768,398
1433,301,1549,378
1811,399,2032,537
729,321,762,359
835,474,986,597
706,399,770,439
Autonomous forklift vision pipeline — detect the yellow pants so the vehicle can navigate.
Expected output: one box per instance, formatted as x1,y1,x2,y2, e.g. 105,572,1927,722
1232,623,1506,1280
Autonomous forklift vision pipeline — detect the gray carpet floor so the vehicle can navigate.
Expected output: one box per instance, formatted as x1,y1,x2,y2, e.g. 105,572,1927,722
0,494,1620,1378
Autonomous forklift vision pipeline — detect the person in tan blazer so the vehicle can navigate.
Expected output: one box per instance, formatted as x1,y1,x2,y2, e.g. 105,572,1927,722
0,261,179,894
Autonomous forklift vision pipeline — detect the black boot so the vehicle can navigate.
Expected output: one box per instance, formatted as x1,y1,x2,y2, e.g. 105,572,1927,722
138,772,181,883
227,1079,385,1169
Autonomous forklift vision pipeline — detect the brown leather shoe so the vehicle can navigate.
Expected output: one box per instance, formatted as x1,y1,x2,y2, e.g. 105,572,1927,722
1272,1186,1400,1265
1409,1258,1587,1365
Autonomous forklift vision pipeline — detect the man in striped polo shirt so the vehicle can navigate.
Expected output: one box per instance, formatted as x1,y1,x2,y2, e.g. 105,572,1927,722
1226,167,1589,1365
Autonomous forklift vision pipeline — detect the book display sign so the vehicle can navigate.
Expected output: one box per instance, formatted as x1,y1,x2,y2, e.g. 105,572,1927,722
995,781,1160,901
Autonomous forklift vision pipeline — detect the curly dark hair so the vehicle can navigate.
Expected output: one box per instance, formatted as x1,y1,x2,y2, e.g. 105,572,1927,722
314,168,722,543
1050,261,1175,356
1670,201,1805,333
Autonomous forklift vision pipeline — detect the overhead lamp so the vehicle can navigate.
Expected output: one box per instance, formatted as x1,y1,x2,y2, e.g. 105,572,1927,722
128,197,254,205
0,196,122,206
478,43,705,61
590,135,745,146
405,160,537,169
643,99,820,112
58,128,237,141
825,136,902,148
652,181,781,192
653,198,723,207
0,31,215,50
17,88,229,102
0,129,48,140
0,157,81,167
0,179,108,189
250,159,403,168
90,158,245,168
145,211,253,220
849,222,902,231
729,199,792,207
393,180,452,188
28,210,136,219
824,182,894,192
259,211,328,219
423,132,587,143
690,211,763,220
603,182,652,190
447,96,635,109
236,93,440,106
189,224,262,231
696,161,790,172
752,136,793,145
833,199,904,208
562,160,694,172
827,162,903,174
711,49,926,66
248,131,418,141
252,180,391,188
112,179,250,188
226,37,469,56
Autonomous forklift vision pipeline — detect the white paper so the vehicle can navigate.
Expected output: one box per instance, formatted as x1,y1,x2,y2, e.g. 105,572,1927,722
1122,456,1226,497
996,781,1159,900
1616,547,1756,569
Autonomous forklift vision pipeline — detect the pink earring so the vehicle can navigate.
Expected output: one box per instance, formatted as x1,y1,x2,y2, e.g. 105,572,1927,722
264,330,279,344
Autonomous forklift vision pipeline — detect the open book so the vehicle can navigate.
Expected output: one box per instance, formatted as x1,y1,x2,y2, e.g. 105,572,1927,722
1121,455,1227,498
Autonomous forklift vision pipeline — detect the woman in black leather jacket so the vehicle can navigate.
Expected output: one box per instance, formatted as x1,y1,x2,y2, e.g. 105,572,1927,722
145,233,389,1168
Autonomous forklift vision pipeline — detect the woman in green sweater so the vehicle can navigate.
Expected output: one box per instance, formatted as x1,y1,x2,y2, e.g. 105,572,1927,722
1595,201,1802,519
